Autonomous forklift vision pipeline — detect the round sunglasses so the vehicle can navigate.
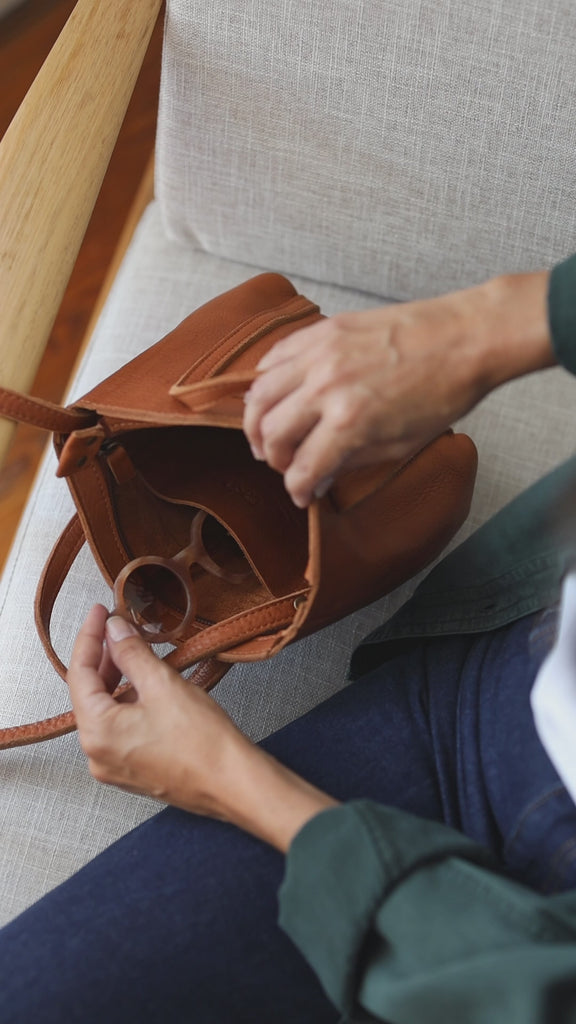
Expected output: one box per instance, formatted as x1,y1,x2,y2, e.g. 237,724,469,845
112,510,252,644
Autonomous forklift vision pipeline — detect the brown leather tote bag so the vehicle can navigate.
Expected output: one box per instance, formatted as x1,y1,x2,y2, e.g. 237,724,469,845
0,273,477,748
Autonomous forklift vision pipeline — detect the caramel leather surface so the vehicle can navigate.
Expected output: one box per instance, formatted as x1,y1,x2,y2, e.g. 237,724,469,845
0,273,478,747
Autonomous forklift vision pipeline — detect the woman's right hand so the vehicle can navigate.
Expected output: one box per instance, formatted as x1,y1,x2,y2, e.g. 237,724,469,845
243,271,555,509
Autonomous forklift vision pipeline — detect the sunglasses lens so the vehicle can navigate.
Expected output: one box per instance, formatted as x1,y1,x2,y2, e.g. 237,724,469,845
200,516,250,576
122,564,189,639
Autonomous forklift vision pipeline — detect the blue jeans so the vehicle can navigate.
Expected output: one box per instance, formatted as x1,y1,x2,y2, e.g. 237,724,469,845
1,611,575,1023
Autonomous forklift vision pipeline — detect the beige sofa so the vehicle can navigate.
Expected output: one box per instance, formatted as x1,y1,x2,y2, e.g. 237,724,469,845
1,0,575,926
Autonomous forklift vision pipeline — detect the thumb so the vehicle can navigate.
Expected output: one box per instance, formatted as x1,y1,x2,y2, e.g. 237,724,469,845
105,616,176,697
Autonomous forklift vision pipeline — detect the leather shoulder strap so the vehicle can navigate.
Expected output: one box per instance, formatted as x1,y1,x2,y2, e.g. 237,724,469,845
0,516,86,749
0,661,231,751
0,387,96,434
0,515,295,750
35,514,87,680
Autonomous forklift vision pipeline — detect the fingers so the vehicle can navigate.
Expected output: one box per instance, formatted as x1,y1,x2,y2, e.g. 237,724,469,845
69,610,178,729
97,638,122,694
256,390,321,473
69,604,108,674
67,605,118,730
244,320,330,456
103,616,178,700
282,417,352,508
243,358,307,459
244,352,346,505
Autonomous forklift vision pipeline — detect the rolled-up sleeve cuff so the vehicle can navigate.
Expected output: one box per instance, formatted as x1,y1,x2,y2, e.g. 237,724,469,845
549,253,576,375
278,800,493,1013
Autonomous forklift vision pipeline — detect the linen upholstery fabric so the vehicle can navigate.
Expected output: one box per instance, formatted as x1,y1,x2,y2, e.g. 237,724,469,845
157,0,576,300
0,202,575,925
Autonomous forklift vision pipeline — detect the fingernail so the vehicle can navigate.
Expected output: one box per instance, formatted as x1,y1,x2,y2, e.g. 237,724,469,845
106,616,138,642
314,476,334,499
250,443,265,461
291,492,308,509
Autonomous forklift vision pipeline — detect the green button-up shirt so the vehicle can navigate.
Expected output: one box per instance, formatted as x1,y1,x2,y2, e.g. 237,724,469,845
278,253,576,1024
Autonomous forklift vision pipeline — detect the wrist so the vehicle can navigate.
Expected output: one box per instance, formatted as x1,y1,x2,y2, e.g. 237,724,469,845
218,743,339,853
471,270,555,390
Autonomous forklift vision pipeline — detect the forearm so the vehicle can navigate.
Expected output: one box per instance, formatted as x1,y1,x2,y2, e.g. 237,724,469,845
456,269,555,394
211,742,339,852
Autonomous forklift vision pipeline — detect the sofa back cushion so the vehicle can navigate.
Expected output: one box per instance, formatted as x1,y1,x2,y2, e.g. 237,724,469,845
156,0,576,300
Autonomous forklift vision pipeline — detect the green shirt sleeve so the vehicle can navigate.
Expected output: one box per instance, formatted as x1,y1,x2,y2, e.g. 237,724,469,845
278,801,576,1024
549,252,576,375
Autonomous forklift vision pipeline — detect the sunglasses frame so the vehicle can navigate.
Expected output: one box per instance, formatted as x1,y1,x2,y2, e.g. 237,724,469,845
112,510,251,644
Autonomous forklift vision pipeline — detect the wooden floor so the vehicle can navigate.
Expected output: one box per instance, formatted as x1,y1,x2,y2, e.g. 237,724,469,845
0,0,163,570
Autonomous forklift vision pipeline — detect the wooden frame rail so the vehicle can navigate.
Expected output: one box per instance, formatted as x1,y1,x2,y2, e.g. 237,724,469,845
0,0,164,468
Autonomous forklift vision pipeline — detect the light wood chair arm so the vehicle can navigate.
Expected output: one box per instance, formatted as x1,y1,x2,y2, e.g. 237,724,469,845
0,0,164,468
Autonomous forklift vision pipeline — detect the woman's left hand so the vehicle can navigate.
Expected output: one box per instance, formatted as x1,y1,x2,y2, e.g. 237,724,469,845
67,605,254,815
68,606,337,850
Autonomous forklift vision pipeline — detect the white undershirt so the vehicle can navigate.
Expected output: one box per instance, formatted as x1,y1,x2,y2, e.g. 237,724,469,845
531,571,576,806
